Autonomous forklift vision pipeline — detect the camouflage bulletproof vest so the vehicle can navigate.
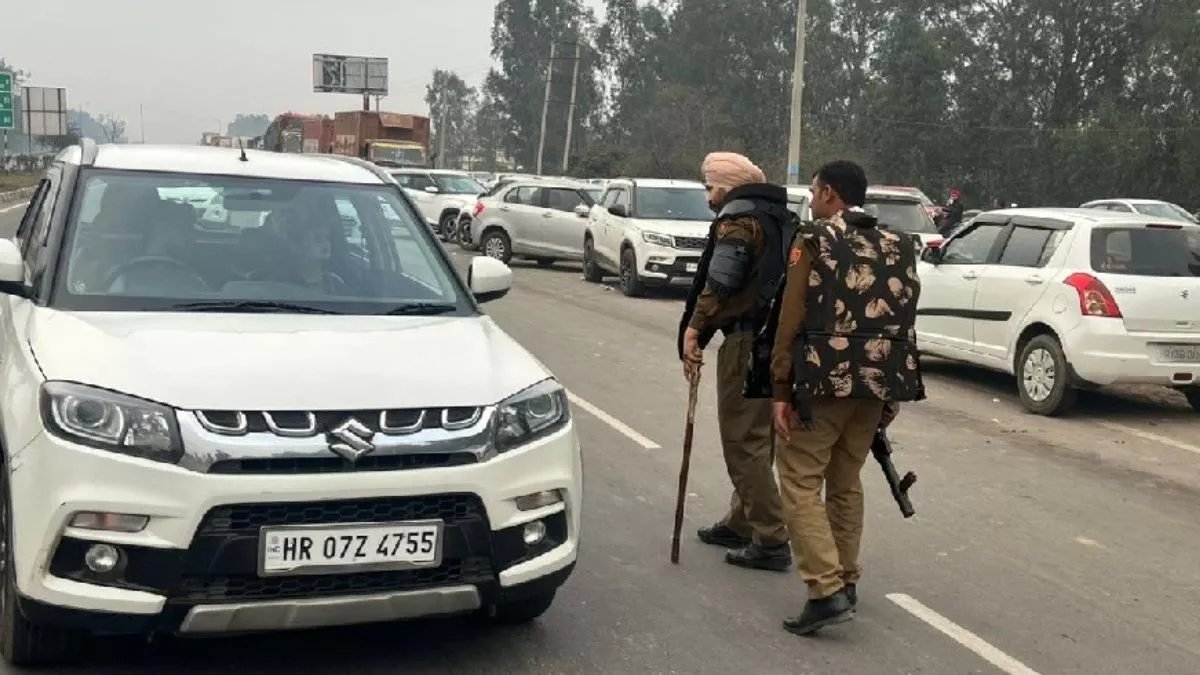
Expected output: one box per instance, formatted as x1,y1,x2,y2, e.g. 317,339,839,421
794,213,926,403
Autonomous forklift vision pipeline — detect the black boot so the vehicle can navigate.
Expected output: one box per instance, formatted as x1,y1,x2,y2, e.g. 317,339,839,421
697,522,750,549
845,583,857,611
782,590,853,636
724,542,792,572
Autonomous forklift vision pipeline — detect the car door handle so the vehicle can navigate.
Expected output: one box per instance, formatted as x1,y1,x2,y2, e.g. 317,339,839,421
499,206,510,211
960,271,978,280
1024,275,1044,285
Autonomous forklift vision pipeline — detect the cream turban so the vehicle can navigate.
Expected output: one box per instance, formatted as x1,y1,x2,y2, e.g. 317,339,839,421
701,152,766,190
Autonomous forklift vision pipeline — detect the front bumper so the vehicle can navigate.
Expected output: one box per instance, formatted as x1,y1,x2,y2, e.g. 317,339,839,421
637,243,702,284
8,421,582,635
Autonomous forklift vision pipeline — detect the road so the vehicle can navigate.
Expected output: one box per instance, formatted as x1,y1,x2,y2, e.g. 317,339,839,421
2,200,1200,673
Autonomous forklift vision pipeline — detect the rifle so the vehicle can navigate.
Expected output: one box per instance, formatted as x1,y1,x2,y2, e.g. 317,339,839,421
870,428,917,518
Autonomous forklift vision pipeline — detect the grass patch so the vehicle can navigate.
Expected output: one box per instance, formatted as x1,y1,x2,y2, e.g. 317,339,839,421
0,172,43,192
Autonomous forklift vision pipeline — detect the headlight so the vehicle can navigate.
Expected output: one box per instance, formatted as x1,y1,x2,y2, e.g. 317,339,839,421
39,382,183,464
642,231,674,247
493,379,570,453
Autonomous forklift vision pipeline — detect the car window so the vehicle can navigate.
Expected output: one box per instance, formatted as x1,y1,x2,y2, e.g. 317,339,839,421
599,188,619,208
997,226,1055,267
506,186,541,206
612,188,631,212
864,198,937,234
15,178,51,258
53,170,467,314
941,223,1004,264
1133,202,1196,223
1090,227,1200,277
408,175,435,190
391,174,415,188
631,187,708,220
546,188,586,212
433,175,484,194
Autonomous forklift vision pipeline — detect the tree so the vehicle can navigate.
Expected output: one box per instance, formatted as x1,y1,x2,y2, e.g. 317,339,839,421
97,114,127,143
226,114,271,138
425,69,477,169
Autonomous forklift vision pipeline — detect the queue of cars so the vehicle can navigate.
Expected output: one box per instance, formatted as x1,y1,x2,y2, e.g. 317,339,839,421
0,142,582,666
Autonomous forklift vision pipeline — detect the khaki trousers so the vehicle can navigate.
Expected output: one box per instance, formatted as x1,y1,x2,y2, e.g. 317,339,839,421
776,398,885,598
715,332,788,546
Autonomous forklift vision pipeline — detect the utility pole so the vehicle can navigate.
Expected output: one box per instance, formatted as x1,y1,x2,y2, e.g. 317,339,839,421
437,108,448,169
785,0,808,186
535,41,556,176
561,39,582,173
139,104,145,143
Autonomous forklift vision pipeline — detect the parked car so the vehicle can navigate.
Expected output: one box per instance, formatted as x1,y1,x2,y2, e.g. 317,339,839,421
468,180,600,265
1079,198,1199,224
0,141,581,666
389,168,486,240
862,186,942,251
582,178,711,297
916,207,1200,415
872,185,938,219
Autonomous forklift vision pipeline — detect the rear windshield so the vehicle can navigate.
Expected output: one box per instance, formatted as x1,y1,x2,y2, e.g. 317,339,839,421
864,198,937,234
1091,227,1200,277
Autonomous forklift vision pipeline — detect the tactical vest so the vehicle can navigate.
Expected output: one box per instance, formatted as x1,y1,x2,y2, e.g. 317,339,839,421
793,216,926,403
716,197,798,316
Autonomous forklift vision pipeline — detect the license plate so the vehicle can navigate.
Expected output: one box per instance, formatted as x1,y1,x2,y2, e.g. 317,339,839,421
259,520,442,576
685,263,698,273
1157,344,1200,363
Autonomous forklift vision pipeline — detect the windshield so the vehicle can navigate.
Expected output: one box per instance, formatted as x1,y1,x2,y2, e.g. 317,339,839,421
369,144,426,167
585,187,602,203
434,175,485,194
634,187,711,221
1133,202,1198,224
864,198,938,234
53,170,470,314
1090,226,1200,277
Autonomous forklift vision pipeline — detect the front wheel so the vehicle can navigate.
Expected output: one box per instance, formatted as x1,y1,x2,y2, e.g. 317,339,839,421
619,247,646,297
438,213,457,241
1016,334,1077,416
0,466,84,666
582,238,604,283
480,230,512,264
487,590,557,625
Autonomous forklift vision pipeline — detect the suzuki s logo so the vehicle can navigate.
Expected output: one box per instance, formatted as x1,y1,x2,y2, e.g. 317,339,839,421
1183,289,1191,300
328,418,375,461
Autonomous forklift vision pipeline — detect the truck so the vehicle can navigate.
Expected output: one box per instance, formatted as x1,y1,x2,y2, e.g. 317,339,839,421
331,110,430,167
302,117,335,153
263,112,323,153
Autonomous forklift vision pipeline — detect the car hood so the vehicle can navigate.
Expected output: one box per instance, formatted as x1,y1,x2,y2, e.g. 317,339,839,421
635,219,712,239
26,309,550,410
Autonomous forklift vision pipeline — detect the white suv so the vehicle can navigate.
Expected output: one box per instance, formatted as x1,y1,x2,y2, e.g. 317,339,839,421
0,142,581,666
389,168,485,240
916,208,1200,415
582,178,712,296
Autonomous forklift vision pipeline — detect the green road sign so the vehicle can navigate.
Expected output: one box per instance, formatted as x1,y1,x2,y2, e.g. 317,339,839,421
0,72,12,130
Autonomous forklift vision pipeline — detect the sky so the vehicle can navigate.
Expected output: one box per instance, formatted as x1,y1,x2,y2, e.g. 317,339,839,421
5,0,605,144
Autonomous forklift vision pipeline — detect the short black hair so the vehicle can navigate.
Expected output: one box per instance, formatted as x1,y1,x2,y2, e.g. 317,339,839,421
813,160,867,207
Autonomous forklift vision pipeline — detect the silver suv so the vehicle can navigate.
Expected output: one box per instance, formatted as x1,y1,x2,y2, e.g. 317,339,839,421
469,180,602,266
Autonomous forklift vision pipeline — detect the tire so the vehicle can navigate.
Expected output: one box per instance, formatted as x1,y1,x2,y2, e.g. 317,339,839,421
534,259,555,268
618,247,646,297
1185,388,1200,413
0,465,84,666
456,218,472,247
488,590,557,625
1016,334,1077,416
582,237,604,283
438,213,457,241
480,230,512,264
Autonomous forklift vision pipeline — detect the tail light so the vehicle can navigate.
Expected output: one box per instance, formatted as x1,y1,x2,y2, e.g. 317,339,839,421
1063,273,1122,318
925,239,944,249
472,202,484,218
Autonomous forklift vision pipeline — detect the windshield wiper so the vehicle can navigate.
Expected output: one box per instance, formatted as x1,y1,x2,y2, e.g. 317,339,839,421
170,300,342,314
382,302,458,316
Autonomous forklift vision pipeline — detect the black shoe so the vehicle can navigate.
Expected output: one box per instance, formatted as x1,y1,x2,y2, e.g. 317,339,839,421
845,583,857,610
724,543,792,572
697,523,750,549
783,590,854,636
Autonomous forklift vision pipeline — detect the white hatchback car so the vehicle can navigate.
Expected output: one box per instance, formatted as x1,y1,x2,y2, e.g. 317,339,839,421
0,142,582,666
389,168,486,240
916,208,1200,415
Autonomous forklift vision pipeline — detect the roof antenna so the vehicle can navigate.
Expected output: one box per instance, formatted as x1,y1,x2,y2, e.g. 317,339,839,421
237,138,248,162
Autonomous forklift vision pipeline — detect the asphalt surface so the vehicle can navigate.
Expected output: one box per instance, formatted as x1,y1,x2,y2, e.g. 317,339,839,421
2,200,1200,673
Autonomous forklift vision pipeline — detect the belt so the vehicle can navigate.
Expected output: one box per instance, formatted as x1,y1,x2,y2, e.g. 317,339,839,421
721,317,759,336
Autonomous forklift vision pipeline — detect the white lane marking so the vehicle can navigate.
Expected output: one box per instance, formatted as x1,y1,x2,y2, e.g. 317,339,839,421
887,593,1041,675
0,201,29,214
565,390,660,449
1097,421,1200,456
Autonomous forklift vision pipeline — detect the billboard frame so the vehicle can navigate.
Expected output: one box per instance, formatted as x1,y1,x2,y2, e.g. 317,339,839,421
312,54,388,96
20,85,69,137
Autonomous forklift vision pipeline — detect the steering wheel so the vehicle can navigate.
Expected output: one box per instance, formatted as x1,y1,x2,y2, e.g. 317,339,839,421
103,256,207,292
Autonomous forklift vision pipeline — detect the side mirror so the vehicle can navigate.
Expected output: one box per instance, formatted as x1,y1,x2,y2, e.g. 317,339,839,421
920,245,943,264
0,239,27,296
574,204,590,218
607,204,628,218
467,256,513,303
424,186,440,194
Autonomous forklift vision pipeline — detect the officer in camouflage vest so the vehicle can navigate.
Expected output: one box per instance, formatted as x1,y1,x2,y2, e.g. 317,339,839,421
768,160,925,636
